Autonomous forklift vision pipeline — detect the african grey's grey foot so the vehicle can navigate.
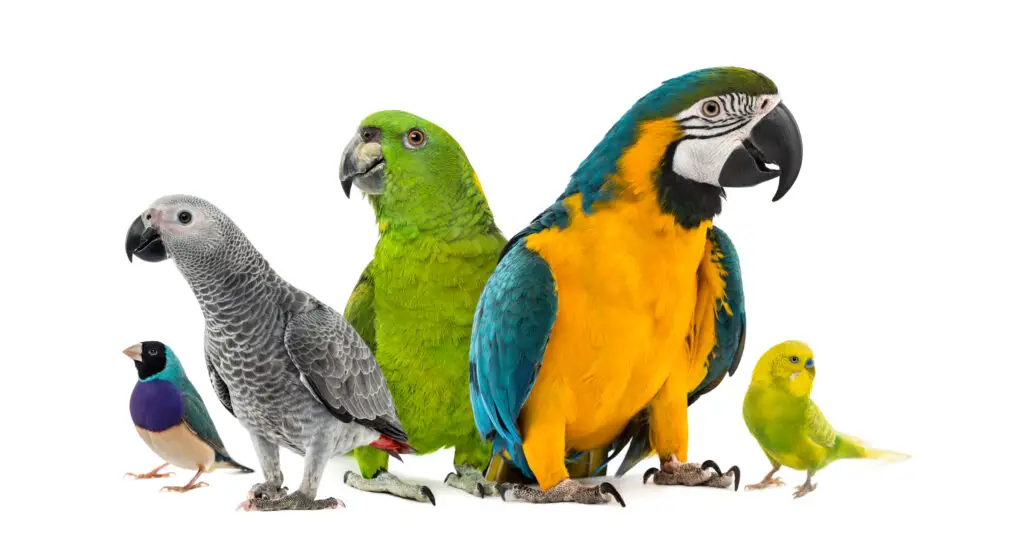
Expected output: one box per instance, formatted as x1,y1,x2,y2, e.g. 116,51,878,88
643,459,740,491
444,463,499,498
497,479,625,507
344,470,435,505
247,481,288,501
238,491,342,511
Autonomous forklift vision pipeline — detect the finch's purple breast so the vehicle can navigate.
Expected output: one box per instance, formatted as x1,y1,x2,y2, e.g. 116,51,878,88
130,379,184,432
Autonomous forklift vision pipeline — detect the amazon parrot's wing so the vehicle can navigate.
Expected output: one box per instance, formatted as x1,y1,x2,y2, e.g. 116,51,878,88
469,235,558,481
610,226,747,477
343,262,377,353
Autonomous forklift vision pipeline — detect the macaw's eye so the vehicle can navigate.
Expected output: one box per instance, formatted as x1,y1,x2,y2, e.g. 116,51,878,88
406,129,425,147
147,348,159,356
789,356,800,364
178,211,193,224
701,100,721,117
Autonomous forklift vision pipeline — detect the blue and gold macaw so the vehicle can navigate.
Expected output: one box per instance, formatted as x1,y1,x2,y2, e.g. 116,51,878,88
469,67,803,506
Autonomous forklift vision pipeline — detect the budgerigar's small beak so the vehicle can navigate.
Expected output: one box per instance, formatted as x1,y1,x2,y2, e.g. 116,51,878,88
339,131,386,198
125,215,167,263
805,358,815,378
123,343,143,361
719,101,803,201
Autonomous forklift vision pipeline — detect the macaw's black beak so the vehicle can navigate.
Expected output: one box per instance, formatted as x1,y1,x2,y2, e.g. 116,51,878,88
719,102,803,201
125,215,167,263
339,131,386,198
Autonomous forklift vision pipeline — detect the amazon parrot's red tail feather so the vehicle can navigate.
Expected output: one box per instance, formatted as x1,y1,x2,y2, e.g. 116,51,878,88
370,435,416,461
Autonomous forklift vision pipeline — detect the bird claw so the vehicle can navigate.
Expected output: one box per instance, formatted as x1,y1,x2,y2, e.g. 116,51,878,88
124,470,174,479
444,464,498,498
345,470,435,505
237,491,343,511
745,477,785,491
247,482,288,501
643,459,740,491
159,481,208,493
497,479,625,506
792,482,817,499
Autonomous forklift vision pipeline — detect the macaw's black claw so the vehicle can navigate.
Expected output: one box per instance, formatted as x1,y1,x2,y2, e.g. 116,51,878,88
726,466,741,491
701,460,723,476
497,483,511,501
599,482,626,507
643,467,659,484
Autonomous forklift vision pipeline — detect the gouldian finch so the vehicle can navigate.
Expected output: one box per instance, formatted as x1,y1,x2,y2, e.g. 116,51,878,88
470,67,803,506
339,110,506,503
742,340,910,498
124,340,252,492
125,195,413,510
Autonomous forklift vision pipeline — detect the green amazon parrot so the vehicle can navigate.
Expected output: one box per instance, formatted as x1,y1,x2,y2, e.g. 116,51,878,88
469,67,804,505
338,110,507,504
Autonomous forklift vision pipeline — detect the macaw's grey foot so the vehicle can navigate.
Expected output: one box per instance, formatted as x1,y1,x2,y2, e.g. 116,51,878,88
238,491,342,511
642,459,740,491
344,470,435,505
125,462,173,479
497,479,625,507
444,463,499,498
247,481,288,501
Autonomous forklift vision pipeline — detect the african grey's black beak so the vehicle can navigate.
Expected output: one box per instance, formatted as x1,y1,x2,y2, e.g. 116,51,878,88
125,215,167,263
719,102,803,201
339,128,386,198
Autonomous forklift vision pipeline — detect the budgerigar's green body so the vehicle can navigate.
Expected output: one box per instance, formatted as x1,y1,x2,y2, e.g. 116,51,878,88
340,110,506,503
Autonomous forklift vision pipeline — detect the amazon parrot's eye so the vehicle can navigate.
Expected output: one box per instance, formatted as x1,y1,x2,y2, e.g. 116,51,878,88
789,356,800,364
406,129,425,147
177,211,192,225
701,100,721,117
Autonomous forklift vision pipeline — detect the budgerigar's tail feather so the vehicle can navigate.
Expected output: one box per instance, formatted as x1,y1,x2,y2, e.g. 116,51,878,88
837,433,910,462
861,447,911,462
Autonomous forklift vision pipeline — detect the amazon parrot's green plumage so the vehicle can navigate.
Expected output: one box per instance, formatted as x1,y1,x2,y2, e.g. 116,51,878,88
338,110,507,504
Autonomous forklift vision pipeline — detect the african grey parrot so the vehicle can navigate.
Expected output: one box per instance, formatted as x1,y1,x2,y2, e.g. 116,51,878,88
124,194,414,510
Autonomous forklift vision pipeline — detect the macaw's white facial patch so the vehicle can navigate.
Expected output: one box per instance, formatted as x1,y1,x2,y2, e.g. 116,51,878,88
670,93,781,186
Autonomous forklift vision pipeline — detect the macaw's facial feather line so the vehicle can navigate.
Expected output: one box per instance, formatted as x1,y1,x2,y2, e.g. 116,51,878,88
656,140,724,228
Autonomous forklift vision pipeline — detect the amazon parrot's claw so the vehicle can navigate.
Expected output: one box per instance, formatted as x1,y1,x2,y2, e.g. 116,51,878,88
444,463,498,498
345,469,435,505
497,479,625,506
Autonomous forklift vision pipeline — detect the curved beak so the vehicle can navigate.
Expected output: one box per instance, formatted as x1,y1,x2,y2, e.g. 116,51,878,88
123,343,142,361
719,101,803,201
339,133,386,198
125,215,168,263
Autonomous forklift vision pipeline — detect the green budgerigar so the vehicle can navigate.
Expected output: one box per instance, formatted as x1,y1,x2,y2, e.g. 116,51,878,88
742,340,909,498
338,110,507,504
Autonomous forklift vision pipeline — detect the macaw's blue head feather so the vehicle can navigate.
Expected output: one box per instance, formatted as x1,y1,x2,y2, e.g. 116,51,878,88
564,67,779,214
126,341,184,382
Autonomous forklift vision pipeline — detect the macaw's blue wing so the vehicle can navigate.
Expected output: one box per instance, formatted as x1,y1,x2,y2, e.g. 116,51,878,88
469,238,557,481
176,376,251,470
605,225,746,478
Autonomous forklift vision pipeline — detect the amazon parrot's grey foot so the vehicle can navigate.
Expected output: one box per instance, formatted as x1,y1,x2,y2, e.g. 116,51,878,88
247,481,288,501
238,491,341,511
792,479,817,499
344,470,435,505
444,463,499,498
642,459,740,491
497,479,625,507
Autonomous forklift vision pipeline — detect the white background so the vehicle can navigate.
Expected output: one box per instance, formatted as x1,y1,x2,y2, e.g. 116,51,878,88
2,1,1020,531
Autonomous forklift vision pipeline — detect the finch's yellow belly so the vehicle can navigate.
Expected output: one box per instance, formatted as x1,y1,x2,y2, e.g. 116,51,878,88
521,194,710,452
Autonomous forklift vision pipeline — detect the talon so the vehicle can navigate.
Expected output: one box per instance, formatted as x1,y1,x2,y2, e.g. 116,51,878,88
599,482,626,507
701,460,722,476
444,472,456,485
476,482,485,498
726,466,741,491
422,487,436,506
643,467,659,484
344,471,353,484
497,483,511,501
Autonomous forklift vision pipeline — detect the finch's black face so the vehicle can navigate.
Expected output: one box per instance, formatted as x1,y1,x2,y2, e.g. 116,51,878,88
123,341,167,380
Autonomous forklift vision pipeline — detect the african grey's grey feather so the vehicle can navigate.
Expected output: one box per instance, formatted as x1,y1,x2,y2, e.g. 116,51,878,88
141,194,405,506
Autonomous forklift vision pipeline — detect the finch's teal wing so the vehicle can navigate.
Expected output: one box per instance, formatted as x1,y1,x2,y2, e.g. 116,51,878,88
343,262,377,353
688,226,746,405
609,226,746,477
175,377,229,456
469,231,558,481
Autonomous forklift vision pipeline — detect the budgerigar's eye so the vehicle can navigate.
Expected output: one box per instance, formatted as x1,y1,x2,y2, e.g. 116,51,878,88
701,100,721,117
178,211,192,225
789,356,800,364
406,128,425,147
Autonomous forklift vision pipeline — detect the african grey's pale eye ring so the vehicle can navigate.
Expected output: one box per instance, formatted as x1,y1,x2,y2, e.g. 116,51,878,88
178,211,193,225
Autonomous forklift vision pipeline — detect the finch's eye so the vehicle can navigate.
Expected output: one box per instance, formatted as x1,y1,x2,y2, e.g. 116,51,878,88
789,356,800,364
178,211,193,225
406,129,426,147
147,348,159,356
701,100,721,117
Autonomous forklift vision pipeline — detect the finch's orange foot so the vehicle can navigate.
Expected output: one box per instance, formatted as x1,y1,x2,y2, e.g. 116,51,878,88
160,481,208,493
125,464,174,480
497,479,625,507
643,459,740,491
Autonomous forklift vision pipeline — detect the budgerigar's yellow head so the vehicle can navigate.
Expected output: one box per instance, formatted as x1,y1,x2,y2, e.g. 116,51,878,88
750,340,816,397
